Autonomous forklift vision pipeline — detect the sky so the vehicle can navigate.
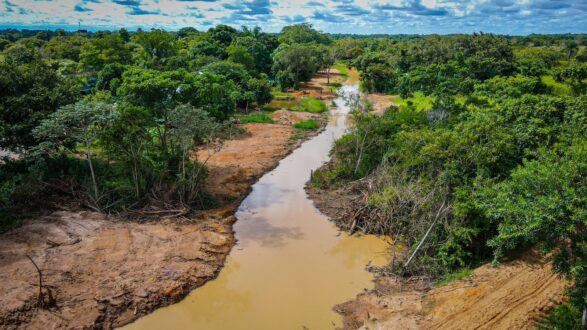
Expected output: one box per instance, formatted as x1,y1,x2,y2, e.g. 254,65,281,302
0,0,586,35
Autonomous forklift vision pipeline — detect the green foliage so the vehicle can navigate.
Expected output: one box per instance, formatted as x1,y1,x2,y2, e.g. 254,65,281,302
536,303,584,330
80,33,131,70
272,43,326,90
239,112,274,124
0,60,79,150
553,62,587,95
118,67,237,121
293,119,319,130
479,144,587,308
474,75,543,99
33,100,119,201
3,43,38,64
293,98,328,113
392,92,434,111
278,23,331,45
133,29,176,69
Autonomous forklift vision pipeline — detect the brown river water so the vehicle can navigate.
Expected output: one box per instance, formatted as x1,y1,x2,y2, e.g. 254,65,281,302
124,85,391,329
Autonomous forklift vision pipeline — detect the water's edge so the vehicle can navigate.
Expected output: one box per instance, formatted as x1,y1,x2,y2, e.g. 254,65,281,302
125,85,390,330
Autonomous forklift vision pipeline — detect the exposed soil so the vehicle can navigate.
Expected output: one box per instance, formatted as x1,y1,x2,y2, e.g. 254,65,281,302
306,93,568,330
0,209,235,329
0,111,318,329
336,251,567,330
292,69,345,100
367,94,398,116
270,109,319,126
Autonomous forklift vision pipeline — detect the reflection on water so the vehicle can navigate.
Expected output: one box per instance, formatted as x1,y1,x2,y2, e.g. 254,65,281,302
124,85,391,330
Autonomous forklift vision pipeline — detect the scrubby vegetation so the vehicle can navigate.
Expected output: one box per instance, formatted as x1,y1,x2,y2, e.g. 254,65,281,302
1,25,585,326
0,24,335,230
293,119,320,130
312,33,587,324
240,112,274,124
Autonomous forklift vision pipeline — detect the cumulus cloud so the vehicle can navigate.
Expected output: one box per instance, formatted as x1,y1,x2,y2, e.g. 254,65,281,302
0,0,585,34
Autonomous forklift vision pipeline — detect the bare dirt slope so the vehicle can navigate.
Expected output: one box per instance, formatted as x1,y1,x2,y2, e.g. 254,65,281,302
367,94,398,115
337,251,566,330
0,210,234,329
197,122,294,204
0,114,309,329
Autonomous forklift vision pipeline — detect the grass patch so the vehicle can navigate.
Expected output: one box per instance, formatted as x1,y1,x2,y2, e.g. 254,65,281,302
263,99,298,111
293,97,328,113
392,92,435,111
333,62,349,78
239,112,274,124
541,75,572,96
264,97,328,114
293,119,319,130
434,268,473,287
272,90,296,100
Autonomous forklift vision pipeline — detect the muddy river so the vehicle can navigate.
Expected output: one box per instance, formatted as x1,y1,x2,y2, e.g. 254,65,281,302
125,85,390,329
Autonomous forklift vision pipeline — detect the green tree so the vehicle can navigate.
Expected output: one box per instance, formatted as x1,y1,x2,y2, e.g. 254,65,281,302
33,101,118,201
80,33,131,70
0,61,79,150
272,44,322,90
133,29,176,68
168,104,218,205
279,23,331,45
227,44,254,70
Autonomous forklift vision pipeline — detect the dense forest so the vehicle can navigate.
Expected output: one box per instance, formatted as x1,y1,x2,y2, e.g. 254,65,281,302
1,25,586,327
0,24,335,223
311,32,587,327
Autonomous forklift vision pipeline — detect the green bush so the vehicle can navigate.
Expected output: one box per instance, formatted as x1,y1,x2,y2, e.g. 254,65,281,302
536,303,584,330
293,119,319,130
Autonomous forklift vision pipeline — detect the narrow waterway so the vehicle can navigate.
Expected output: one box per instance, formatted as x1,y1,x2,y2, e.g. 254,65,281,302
125,85,390,329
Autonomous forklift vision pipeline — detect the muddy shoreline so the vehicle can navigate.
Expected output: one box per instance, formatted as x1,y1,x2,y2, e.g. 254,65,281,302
0,118,327,330
305,94,568,329
0,70,346,330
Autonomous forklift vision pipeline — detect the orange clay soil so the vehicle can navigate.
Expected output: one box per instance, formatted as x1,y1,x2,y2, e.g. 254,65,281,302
336,251,567,330
367,94,398,116
291,68,345,100
0,113,316,330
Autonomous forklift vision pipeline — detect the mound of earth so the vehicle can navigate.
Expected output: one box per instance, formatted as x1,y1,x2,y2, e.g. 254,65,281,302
337,251,567,330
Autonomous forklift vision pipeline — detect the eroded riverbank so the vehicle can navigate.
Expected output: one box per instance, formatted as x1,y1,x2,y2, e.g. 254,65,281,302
0,116,323,329
124,84,392,330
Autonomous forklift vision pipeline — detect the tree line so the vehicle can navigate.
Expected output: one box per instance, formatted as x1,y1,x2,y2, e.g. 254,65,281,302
0,23,336,227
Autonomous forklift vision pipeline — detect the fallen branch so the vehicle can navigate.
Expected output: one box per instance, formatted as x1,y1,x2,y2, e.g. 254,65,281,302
404,200,450,268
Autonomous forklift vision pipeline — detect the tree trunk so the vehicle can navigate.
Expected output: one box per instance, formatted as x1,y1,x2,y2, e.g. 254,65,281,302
582,307,586,330
85,141,99,201
327,68,330,85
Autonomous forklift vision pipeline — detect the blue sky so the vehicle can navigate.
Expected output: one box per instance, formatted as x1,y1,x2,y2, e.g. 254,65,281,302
1,0,586,35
